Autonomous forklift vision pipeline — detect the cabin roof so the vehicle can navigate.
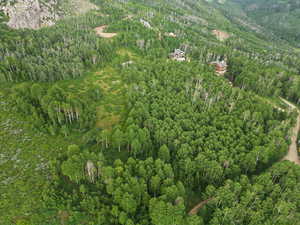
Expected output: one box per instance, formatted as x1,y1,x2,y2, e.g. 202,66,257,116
210,60,227,67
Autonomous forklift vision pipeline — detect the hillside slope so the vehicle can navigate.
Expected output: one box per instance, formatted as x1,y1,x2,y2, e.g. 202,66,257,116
232,0,300,46
1,0,300,224
0,0,98,29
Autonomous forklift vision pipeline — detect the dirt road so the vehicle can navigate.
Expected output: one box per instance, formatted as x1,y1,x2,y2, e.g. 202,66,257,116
280,98,300,165
94,25,117,38
188,198,213,215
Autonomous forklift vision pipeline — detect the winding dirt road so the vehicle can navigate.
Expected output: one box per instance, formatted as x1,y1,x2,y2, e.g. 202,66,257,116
94,25,117,38
188,198,213,215
280,98,300,165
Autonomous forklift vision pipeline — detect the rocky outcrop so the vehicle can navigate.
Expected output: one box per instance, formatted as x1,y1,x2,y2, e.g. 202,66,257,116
0,0,62,29
0,0,98,30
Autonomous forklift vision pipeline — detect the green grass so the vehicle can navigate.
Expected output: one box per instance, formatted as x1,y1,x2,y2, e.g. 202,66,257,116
92,48,137,130
94,66,127,129
37,47,133,131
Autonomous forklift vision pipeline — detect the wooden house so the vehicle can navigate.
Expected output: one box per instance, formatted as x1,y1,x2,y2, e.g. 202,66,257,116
169,49,186,62
210,60,227,75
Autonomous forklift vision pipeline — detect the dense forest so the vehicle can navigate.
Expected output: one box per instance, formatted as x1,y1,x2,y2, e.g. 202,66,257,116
233,0,300,45
1,0,300,224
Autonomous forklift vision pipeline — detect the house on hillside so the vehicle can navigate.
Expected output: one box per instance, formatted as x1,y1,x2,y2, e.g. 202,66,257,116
210,60,227,75
140,19,152,29
121,60,134,68
169,49,186,62
165,32,177,37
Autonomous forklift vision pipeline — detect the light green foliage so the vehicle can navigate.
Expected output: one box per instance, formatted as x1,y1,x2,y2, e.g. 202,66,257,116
149,198,185,225
158,144,170,162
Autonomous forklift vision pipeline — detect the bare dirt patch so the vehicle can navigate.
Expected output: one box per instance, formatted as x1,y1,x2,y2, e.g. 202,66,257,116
94,25,117,38
212,29,230,41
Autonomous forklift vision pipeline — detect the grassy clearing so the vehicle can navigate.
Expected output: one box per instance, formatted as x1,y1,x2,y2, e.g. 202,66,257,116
92,49,138,130
94,66,127,129
42,47,136,131
117,48,137,58
56,69,127,130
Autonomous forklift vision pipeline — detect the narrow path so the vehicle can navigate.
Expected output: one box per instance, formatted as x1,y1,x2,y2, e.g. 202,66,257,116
188,198,213,215
280,98,300,165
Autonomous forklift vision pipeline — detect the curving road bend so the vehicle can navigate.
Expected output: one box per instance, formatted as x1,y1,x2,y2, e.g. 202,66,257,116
280,98,300,165
94,25,117,38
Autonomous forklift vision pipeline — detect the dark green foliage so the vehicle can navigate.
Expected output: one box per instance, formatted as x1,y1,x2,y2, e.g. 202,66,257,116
233,0,300,46
0,13,116,82
1,0,300,224
45,156,203,224
203,161,300,225
9,81,101,132
121,61,291,187
227,55,300,103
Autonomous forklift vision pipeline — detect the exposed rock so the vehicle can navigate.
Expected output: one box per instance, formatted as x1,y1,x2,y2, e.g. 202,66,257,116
136,39,145,49
0,0,98,30
182,15,209,26
246,4,259,11
0,0,62,29
123,14,133,20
